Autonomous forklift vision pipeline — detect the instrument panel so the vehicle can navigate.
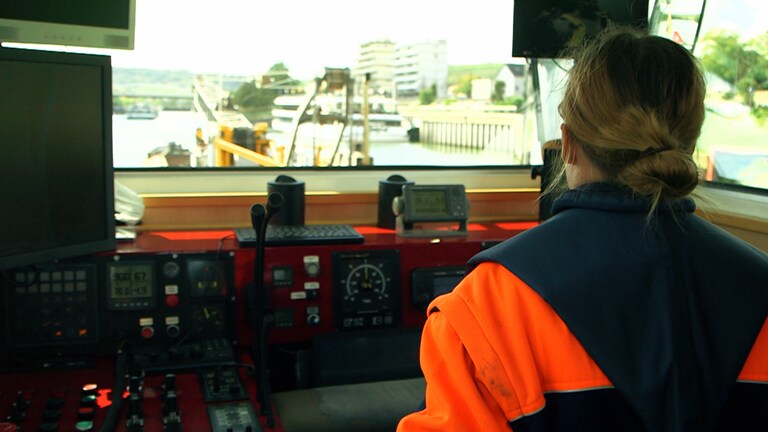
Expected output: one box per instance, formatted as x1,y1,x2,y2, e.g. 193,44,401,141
1,252,236,369
332,249,401,330
0,223,531,431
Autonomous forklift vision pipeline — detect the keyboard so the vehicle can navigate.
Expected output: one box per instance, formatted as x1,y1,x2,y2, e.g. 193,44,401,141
234,224,364,247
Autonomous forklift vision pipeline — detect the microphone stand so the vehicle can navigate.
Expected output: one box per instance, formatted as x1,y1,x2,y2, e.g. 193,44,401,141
249,192,282,428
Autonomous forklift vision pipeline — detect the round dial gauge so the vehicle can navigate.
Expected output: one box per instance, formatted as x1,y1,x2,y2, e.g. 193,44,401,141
190,303,227,336
333,250,400,330
345,262,388,305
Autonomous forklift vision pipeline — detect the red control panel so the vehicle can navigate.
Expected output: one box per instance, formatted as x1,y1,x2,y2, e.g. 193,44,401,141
0,222,535,431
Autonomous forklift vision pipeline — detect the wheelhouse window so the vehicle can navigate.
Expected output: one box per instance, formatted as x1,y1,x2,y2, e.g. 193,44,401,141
108,0,531,170
3,0,766,194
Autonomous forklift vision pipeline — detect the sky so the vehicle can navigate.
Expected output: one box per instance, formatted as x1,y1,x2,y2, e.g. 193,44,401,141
106,0,516,78
698,0,767,39
10,0,766,79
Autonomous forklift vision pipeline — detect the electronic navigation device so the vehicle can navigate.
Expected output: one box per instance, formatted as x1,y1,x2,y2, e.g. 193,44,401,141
392,184,469,237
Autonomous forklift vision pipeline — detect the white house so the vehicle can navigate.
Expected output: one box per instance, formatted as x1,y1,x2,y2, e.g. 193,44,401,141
495,61,528,99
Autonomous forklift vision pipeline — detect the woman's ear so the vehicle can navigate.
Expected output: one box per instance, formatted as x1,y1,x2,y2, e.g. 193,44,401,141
560,123,577,164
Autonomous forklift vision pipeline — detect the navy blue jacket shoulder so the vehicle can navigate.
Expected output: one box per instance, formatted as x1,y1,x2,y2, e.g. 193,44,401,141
468,183,768,432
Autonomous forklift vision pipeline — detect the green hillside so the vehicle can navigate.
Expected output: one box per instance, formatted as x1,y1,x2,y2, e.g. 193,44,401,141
448,63,504,82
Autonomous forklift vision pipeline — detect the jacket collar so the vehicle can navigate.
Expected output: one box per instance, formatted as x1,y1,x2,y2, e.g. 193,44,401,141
552,182,696,215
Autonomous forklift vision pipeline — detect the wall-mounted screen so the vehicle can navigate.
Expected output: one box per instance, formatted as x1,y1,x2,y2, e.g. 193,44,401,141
513,0,649,58
0,0,136,50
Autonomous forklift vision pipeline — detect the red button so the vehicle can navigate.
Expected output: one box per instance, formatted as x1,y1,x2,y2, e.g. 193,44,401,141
165,295,180,308
140,326,154,339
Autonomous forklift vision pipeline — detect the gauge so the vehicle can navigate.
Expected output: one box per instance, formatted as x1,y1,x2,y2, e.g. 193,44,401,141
162,261,181,279
344,262,388,306
333,250,401,330
190,303,228,338
187,259,227,298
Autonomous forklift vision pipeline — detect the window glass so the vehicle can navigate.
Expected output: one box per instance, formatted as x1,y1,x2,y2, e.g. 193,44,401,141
105,0,533,169
7,0,765,193
653,0,768,190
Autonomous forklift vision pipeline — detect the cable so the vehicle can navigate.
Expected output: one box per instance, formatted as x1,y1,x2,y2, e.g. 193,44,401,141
250,192,282,428
98,340,129,432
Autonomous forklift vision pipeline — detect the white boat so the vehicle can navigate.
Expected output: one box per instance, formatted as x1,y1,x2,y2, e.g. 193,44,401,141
271,94,409,142
126,103,159,120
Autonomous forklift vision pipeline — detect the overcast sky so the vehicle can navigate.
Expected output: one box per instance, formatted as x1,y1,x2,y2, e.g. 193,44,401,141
107,0,516,78
16,0,765,79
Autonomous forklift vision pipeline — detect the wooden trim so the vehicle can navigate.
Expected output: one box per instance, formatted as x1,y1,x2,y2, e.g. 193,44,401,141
136,190,540,231
134,190,768,255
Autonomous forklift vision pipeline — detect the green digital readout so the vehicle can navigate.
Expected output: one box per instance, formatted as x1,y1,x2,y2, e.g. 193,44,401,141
107,262,155,309
412,190,448,215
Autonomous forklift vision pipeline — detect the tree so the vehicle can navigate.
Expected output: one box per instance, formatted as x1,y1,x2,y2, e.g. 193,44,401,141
456,75,476,98
700,30,768,104
493,80,506,102
231,63,299,121
419,84,437,105
261,62,296,89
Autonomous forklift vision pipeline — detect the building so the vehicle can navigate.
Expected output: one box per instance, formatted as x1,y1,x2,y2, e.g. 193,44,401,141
353,40,396,97
495,61,528,99
393,40,448,100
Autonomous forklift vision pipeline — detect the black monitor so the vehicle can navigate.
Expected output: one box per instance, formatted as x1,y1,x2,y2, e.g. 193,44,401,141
513,0,649,58
0,47,116,270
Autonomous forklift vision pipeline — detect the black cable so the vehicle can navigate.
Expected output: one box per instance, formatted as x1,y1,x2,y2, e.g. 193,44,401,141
251,193,282,427
99,340,129,432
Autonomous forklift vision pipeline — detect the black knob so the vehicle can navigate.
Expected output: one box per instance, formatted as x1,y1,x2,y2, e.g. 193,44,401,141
163,374,177,394
45,397,65,410
42,409,61,422
80,395,96,407
12,392,30,411
38,422,58,432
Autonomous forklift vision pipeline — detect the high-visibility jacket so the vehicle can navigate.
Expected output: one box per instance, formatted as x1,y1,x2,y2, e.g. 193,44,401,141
398,182,768,432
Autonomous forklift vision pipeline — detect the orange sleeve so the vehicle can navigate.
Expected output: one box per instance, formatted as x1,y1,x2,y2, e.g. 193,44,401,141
396,309,513,432
398,262,612,432
739,317,768,382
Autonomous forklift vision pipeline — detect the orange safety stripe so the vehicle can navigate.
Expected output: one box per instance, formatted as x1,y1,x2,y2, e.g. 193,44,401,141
739,317,768,382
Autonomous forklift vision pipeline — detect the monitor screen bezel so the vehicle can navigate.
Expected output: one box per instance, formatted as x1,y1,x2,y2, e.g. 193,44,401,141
0,0,136,50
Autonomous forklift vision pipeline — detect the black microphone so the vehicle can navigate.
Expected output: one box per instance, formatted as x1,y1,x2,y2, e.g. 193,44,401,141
250,203,266,232
252,192,282,428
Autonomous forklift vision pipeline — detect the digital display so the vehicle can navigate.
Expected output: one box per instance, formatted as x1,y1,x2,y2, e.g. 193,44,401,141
433,275,463,297
413,190,448,215
109,263,153,299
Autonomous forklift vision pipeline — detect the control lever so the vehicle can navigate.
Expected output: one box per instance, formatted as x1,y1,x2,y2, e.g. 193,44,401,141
250,192,282,428
125,393,144,432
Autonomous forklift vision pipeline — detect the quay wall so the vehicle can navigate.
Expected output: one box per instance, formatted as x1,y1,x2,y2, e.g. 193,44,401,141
399,106,528,162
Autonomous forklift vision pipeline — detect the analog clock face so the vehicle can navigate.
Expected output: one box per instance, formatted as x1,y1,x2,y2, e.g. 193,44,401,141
333,250,400,330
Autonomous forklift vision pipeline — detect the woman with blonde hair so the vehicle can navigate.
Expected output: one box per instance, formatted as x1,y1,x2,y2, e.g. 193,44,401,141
398,26,768,432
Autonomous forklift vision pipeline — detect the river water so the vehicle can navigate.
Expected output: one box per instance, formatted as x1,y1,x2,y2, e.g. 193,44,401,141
113,110,522,168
